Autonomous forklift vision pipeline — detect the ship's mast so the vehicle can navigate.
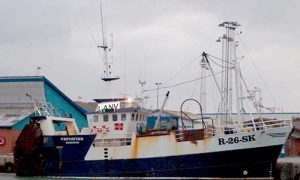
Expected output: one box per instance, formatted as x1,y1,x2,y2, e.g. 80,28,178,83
218,21,241,125
98,0,119,82
200,57,208,113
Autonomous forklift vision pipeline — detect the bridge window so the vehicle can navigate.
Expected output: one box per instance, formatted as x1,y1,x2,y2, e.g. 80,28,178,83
103,115,109,122
131,114,135,121
112,114,118,121
135,114,139,121
121,114,126,121
93,115,99,122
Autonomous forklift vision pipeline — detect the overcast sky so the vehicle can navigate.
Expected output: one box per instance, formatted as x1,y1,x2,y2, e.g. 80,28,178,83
0,0,299,113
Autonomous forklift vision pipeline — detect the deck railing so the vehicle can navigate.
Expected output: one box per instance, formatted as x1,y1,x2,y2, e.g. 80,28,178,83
93,132,134,147
204,119,292,138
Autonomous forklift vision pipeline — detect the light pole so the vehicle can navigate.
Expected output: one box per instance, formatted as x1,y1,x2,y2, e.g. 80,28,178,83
155,82,162,109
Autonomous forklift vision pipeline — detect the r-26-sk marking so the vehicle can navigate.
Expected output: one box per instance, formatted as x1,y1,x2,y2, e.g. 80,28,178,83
218,135,256,145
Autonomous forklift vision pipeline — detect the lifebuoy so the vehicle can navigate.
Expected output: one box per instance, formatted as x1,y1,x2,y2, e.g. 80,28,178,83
90,126,100,134
99,125,109,134
0,137,5,146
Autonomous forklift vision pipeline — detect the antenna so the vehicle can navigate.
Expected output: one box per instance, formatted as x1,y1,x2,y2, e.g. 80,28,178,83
123,50,127,96
138,80,146,107
139,80,146,93
36,67,41,76
97,0,119,82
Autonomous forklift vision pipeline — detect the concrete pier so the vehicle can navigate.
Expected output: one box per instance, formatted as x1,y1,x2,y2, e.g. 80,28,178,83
277,157,300,180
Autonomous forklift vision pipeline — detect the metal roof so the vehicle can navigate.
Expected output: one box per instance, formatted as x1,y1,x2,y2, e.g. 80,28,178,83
0,107,33,127
0,76,88,127
0,80,46,106
75,101,98,112
0,76,87,116
93,98,127,103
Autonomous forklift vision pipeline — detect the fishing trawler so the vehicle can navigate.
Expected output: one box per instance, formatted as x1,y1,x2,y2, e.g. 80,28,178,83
14,22,292,178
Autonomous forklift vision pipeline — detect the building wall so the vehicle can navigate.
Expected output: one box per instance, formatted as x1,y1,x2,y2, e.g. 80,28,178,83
147,116,179,129
0,129,21,154
11,115,32,130
285,137,300,156
0,76,89,154
43,82,88,128
0,76,88,130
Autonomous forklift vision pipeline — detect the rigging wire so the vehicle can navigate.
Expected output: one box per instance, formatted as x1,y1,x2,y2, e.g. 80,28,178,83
186,70,201,111
85,24,105,62
239,38,279,109
209,74,220,114
163,54,202,85
87,24,99,47
140,94,166,99
207,53,234,65
143,70,224,93
207,56,233,69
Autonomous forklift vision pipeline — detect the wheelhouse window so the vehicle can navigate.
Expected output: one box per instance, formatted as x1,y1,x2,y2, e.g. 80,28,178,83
131,114,135,121
112,114,118,121
93,115,99,122
121,114,126,121
103,114,109,122
135,114,139,121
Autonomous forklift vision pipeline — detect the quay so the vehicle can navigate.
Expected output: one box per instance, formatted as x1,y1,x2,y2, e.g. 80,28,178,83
277,157,300,179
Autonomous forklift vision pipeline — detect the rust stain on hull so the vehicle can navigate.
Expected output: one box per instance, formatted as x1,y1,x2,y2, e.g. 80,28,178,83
131,130,214,158
132,136,138,159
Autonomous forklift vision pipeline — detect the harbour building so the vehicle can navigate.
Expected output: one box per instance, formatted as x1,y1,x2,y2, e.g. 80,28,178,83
0,76,87,154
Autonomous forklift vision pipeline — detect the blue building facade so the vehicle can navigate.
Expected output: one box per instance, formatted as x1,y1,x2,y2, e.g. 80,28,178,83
0,76,88,130
147,116,179,129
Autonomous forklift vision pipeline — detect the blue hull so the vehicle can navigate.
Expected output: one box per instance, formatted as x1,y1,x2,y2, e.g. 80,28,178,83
42,135,282,178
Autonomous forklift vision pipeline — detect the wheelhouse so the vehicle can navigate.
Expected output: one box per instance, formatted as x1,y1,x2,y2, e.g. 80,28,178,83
87,108,149,135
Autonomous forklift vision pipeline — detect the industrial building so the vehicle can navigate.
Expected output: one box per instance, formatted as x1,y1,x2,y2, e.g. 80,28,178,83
0,76,87,154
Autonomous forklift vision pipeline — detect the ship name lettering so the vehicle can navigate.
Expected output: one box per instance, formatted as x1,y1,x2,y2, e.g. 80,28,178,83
218,135,256,145
60,137,84,141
